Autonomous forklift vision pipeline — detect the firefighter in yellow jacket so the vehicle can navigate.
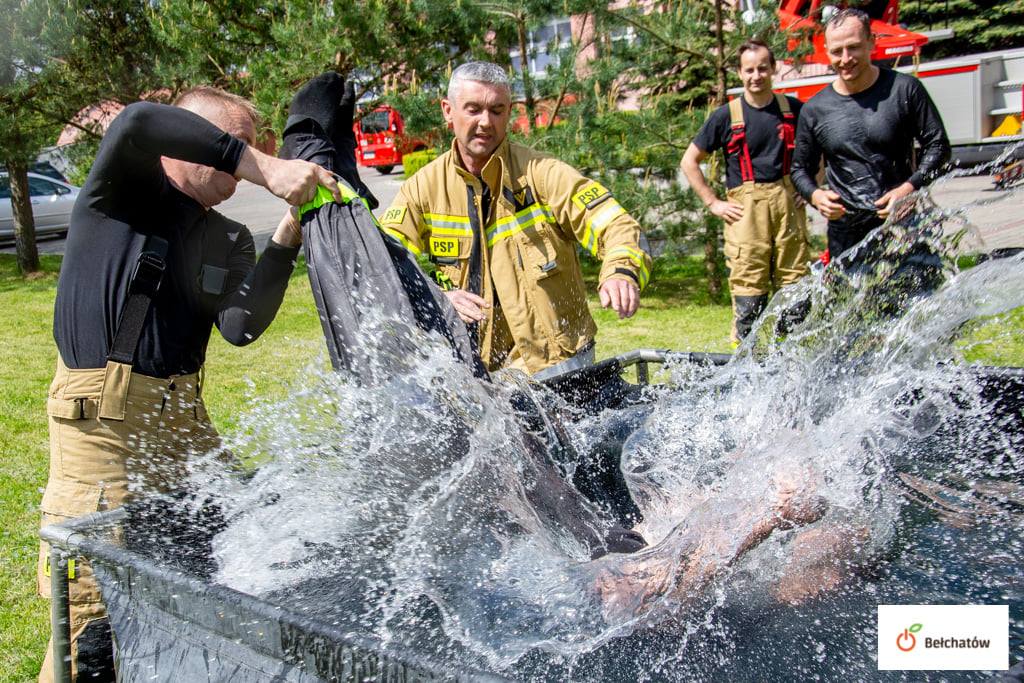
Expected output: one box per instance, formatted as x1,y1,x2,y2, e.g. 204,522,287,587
380,61,652,378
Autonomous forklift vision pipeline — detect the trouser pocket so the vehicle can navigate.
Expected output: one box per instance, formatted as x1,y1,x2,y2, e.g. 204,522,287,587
37,478,105,605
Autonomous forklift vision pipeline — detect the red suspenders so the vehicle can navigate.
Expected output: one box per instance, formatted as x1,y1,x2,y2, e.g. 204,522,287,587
725,94,795,182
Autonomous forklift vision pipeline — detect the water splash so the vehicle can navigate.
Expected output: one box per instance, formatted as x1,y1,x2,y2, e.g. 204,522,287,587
188,164,1023,679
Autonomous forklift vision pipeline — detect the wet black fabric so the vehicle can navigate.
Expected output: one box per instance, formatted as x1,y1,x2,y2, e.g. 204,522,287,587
286,126,642,556
791,69,950,231
828,216,883,259
284,131,485,381
693,95,803,189
53,102,299,378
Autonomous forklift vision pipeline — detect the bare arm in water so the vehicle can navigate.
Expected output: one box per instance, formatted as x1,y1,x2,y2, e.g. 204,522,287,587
587,477,826,622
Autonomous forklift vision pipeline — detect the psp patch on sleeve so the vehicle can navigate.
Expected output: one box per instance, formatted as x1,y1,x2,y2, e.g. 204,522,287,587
380,206,408,225
572,182,612,211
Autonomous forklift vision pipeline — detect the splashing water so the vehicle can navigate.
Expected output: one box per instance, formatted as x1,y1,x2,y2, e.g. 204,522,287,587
186,165,1023,680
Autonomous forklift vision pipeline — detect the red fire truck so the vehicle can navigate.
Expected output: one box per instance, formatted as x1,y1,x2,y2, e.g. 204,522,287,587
777,0,928,64
353,105,430,175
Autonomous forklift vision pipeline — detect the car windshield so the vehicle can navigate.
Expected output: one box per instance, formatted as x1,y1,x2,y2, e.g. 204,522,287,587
0,176,9,200
360,110,390,134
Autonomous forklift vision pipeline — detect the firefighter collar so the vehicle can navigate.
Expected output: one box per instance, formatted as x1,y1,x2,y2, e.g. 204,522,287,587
450,137,513,208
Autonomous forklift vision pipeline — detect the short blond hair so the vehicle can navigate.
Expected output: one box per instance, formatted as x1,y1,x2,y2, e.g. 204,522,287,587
173,86,260,128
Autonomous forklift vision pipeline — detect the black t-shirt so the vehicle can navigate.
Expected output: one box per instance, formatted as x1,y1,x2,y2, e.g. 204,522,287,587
53,102,300,378
791,68,950,229
693,94,803,189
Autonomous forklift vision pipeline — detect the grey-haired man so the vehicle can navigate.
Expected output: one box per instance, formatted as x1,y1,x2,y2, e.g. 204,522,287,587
379,61,652,379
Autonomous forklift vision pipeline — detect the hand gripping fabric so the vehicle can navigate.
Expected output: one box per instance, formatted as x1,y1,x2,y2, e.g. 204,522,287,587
297,181,487,383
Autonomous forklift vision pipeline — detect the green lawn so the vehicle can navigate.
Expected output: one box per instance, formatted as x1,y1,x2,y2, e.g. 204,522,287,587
0,252,1020,681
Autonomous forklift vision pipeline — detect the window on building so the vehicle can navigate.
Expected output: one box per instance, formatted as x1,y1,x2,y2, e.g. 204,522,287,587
509,18,574,79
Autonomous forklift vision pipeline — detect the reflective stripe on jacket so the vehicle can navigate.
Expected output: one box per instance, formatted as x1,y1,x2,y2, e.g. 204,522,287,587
380,138,652,374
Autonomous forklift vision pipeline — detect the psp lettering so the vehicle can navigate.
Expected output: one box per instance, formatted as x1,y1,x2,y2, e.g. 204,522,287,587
571,183,610,210
429,237,460,257
925,637,992,649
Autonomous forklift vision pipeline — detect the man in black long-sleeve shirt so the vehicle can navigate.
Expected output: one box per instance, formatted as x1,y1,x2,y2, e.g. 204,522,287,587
790,8,950,260
38,87,339,682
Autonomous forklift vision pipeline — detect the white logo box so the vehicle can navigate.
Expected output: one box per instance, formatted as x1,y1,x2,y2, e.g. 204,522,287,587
878,605,1009,671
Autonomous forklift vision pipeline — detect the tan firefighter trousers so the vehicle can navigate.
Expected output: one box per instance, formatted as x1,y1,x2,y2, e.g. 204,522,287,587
723,178,809,343
37,356,220,682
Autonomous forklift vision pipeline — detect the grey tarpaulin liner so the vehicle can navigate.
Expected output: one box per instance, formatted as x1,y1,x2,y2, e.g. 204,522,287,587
41,508,504,682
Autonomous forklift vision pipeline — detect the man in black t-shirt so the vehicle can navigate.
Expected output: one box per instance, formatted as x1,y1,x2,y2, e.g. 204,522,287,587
682,39,809,345
38,86,341,682
791,8,950,261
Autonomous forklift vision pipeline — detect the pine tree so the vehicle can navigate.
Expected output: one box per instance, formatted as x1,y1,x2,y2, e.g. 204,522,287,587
522,0,791,300
148,0,497,132
901,0,1024,59
1,0,167,275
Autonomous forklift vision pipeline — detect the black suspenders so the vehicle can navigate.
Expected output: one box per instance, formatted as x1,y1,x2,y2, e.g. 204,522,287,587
107,235,168,365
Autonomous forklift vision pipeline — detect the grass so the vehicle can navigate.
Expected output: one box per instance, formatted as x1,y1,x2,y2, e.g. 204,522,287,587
0,256,63,682
584,255,734,358
958,306,1024,367
0,251,1021,681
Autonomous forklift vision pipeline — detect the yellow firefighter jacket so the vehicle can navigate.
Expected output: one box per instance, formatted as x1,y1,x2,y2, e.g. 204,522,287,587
379,138,652,374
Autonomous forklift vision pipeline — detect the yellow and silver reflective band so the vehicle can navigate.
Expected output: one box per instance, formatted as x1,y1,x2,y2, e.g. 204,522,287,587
606,245,651,289
580,199,626,256
423,213,473,238
297,181,371,221
487,203,555,247
380,226,421,255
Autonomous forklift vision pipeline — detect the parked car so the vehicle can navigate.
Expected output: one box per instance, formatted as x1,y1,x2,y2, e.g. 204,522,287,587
1,161,69,184
0,172,80,242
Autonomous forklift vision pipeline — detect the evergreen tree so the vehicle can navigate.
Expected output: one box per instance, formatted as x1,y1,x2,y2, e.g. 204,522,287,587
523,0,790,300
1,0,166,274
901,0,1024,59
148,0,496,132
1,0,52,273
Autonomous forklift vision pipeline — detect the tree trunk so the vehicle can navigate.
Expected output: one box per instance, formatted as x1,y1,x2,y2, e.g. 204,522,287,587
702,0,728,301
7,160,40,275
516,15,535,132
713,0,728,108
